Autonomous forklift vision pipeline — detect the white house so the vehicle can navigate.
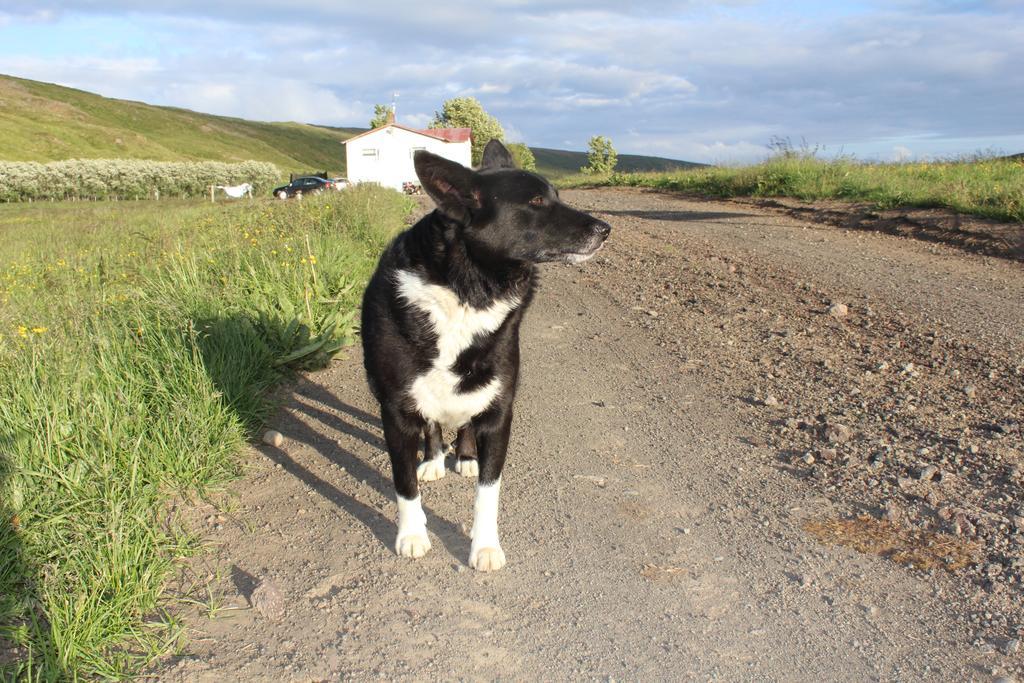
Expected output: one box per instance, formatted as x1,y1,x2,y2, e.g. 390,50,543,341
344,117,472,191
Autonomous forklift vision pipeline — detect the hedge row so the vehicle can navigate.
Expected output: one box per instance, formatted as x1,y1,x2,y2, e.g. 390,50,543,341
0,159,281,202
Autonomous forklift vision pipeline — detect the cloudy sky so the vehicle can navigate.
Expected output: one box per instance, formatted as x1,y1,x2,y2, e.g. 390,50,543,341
1,1,1022,163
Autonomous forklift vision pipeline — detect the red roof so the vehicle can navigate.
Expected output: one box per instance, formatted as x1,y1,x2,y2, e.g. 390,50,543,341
416,127,472,143
343,123,472,144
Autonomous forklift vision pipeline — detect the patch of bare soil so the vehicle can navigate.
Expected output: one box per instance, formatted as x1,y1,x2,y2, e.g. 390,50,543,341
803,517,982,572
156,188,1023,680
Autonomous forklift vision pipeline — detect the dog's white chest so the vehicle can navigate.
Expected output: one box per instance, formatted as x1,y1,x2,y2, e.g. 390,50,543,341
395,270,520,427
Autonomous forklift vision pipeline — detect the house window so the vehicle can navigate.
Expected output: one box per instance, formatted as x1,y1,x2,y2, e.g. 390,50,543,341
409,146,426,159
362,148,379,159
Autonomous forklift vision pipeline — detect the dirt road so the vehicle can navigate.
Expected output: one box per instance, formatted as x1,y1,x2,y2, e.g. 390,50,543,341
161,189,1023,681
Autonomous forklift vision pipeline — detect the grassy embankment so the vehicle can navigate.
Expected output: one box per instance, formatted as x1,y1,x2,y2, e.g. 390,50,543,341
559,156,1024,223
0,74,361,175
0,187,413,679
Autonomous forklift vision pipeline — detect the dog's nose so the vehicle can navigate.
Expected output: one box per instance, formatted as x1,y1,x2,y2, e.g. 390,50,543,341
592,220,611,239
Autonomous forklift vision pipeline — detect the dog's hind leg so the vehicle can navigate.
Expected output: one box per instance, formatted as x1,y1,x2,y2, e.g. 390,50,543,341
417,421,447,482
468,409,512,571
453,423,479,478
382,410,431,558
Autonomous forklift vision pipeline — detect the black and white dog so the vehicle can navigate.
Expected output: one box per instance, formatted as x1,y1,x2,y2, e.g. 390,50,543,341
360,140,610,571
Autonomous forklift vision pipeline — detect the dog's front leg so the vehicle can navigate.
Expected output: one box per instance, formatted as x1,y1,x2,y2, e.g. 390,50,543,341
417,421,447,482
382,410,431,558
469,408,512,571
453,423,479,478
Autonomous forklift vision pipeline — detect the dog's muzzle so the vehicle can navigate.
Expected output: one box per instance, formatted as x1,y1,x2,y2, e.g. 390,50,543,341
562,220,611,263
591,219,612,241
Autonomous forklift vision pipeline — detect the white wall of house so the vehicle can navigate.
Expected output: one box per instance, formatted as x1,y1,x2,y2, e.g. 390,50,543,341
344,125,472,191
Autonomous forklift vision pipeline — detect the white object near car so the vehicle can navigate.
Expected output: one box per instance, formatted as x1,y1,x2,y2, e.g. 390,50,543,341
216,182,253,199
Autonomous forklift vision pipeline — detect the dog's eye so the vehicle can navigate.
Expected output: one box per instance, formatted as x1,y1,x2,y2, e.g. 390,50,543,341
528,196,545,207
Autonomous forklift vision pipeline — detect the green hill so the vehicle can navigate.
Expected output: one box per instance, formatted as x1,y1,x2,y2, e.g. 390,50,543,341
532,146,705,178
0,74,361,174
0,74,702,178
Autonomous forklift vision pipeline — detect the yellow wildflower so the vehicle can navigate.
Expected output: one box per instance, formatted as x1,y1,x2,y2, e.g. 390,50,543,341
309,255,317,264
17,325,28,338
31,327,47,334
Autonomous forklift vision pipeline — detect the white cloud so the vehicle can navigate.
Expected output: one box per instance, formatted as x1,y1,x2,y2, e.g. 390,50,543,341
400,112,432,128
0,55,162,98
0,9,57,24
464,83,512,95
164,79,367,125
0,1,1022,162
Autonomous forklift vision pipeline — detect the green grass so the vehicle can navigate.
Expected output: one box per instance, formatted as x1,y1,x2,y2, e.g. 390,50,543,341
0,187,413,679
558,155,1024,223
0,74,363,174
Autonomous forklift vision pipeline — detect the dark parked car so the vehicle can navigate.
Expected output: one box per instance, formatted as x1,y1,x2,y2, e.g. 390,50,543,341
272,176,334,199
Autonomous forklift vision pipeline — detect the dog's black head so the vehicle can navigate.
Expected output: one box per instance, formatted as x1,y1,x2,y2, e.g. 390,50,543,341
414,140,610,264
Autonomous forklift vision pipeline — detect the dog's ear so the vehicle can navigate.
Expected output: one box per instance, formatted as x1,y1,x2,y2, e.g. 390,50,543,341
480,139,516,170
414,151,481,222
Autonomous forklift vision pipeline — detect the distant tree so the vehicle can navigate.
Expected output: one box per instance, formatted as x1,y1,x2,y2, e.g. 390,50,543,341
506,142,536,171
582,135,617,175
431,96,505,165
369,104,392,128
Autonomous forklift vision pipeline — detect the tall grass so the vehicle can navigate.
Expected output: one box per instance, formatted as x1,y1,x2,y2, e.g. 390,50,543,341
560,156,1024,223
0,159,281,202
0,187,413,679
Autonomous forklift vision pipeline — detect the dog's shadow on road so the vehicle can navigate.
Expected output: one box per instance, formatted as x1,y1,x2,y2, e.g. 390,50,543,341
261,378,470,561
189,315,470,561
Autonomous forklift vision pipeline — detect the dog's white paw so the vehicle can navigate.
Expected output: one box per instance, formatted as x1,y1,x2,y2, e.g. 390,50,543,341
454,458,479,478
396,533,431,559
417,457,446,482
469,546,506,572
